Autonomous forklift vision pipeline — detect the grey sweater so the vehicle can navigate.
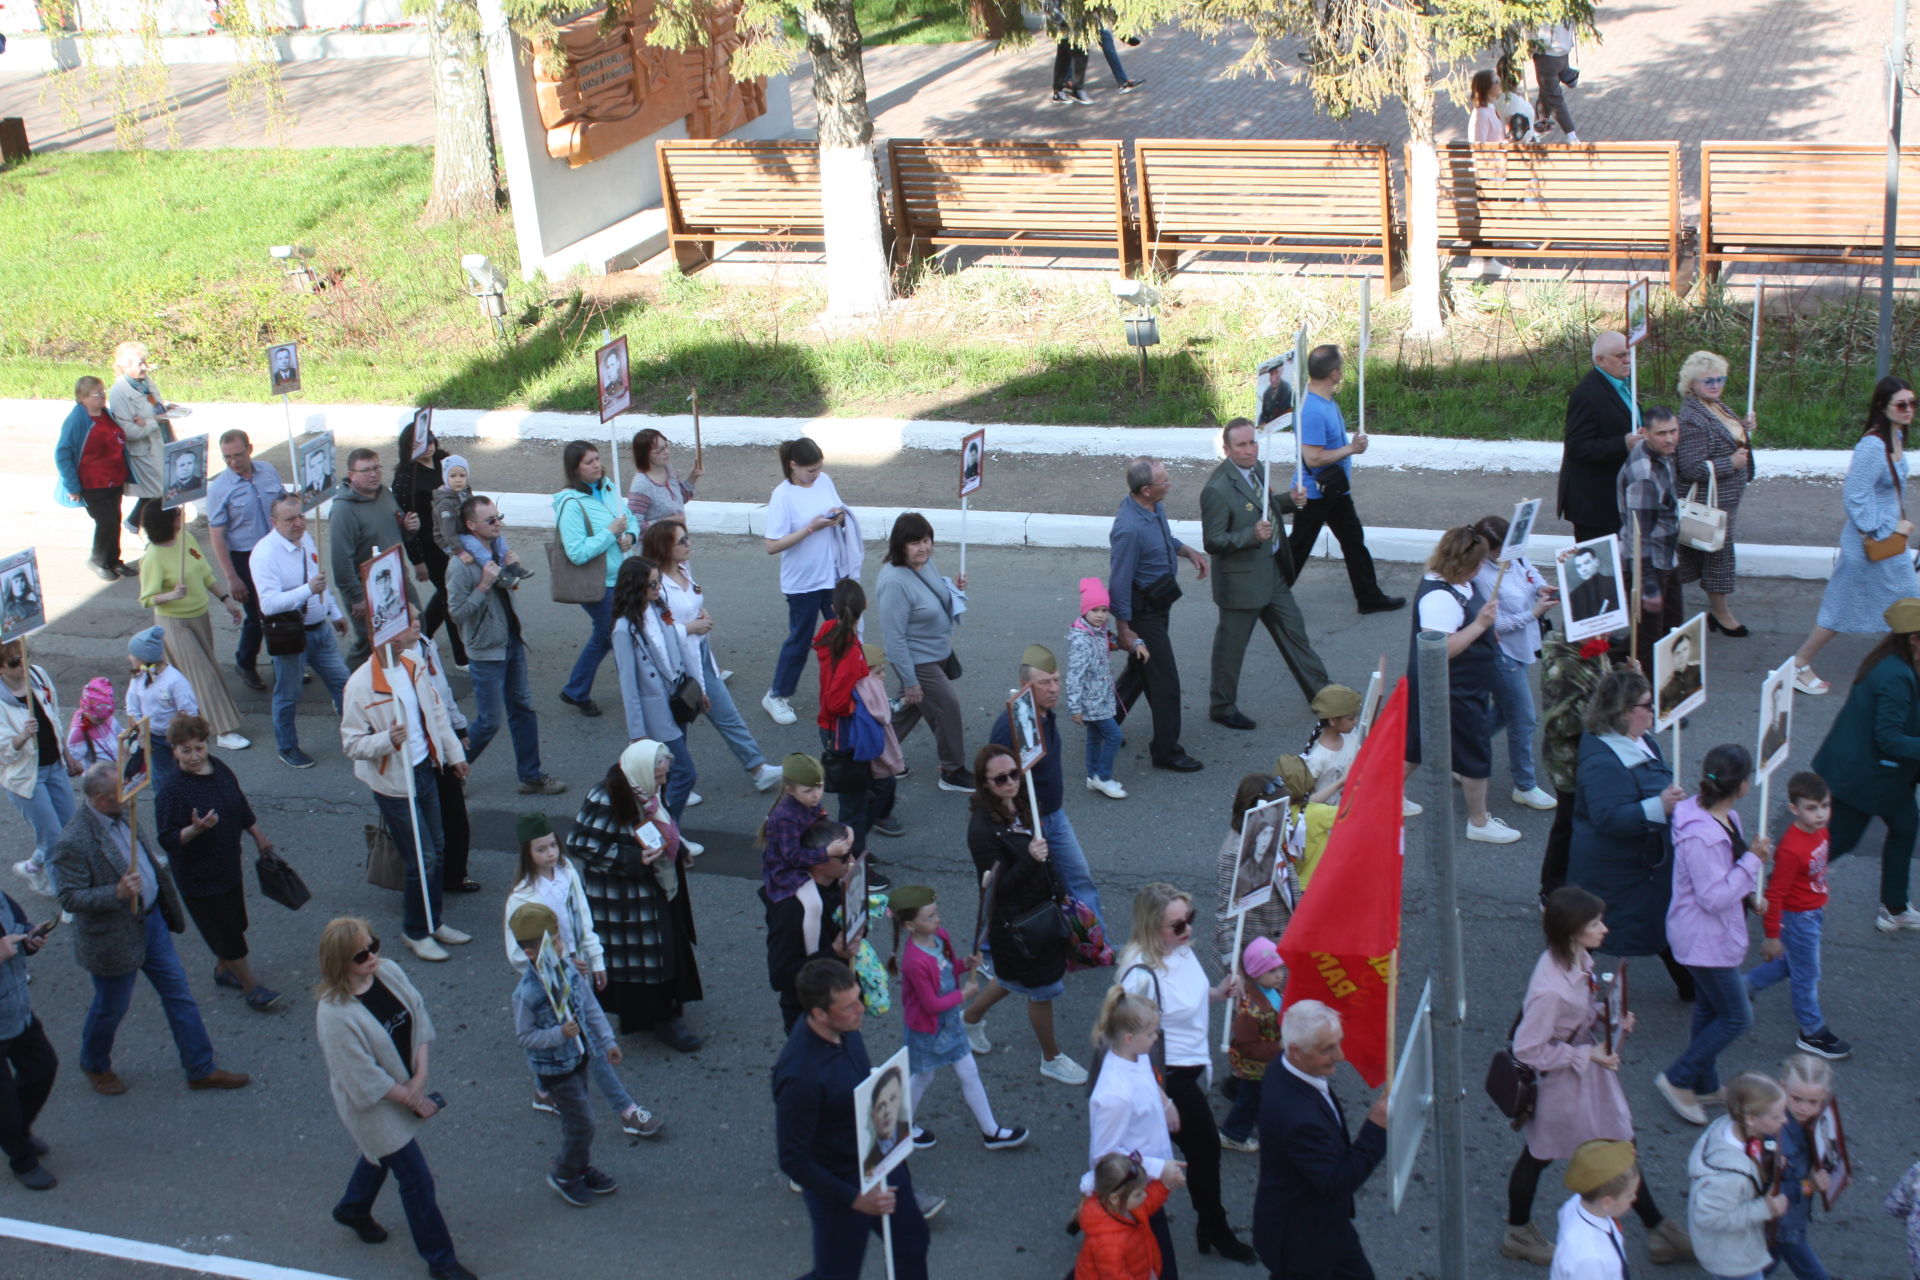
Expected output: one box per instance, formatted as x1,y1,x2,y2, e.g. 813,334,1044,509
872,562,958,687
316,960,435,1162
328,484,418,607
444,555,518,663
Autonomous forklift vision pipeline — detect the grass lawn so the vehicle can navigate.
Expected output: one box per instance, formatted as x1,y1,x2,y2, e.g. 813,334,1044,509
0,148,1910,447
783,0,981,47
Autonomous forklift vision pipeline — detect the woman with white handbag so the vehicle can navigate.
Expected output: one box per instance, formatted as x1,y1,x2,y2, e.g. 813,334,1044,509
1674,351,1755,637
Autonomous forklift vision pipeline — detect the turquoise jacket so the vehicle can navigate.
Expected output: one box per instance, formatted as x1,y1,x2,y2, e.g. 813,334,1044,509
1811,651,1920,817
551,479,628,589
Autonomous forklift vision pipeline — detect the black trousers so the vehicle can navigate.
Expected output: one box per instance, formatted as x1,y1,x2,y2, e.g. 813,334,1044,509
1051,42,1088,91
229,546,265,670
1509,1146,1660,1228
1531,52,1577,134
1540,791,1575,897
1286,492,1389,607
1570,521,1619,545
81,487,123,569
418,541,467,666
1115,605,1184,763
0,1015,57,1173
434,765,471,887
1164,1063,1229,1236
1631,567,1684,675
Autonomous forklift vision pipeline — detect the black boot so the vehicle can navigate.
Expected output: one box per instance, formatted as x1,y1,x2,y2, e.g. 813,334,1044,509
1197,1221,1256,1264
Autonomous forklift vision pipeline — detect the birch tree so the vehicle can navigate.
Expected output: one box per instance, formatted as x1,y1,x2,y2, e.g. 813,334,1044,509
410,0,504,222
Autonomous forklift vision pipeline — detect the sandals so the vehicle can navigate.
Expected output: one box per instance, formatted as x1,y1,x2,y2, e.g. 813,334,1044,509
1792,665,1830,696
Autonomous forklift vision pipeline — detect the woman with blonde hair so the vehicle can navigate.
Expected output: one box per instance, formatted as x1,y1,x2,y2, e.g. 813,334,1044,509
1118,883,1249,1263
313,916,473,1279
106,342,173,537
1674,351,1757,637
1405,526,1518,843
1687,1073,1789,1280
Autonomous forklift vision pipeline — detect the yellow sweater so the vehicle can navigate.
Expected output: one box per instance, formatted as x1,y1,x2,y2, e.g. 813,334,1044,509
139,530,221,618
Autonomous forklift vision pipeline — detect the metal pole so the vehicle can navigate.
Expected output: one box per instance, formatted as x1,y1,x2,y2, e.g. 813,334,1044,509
1882,0,1907,381
1416,630,1468,1280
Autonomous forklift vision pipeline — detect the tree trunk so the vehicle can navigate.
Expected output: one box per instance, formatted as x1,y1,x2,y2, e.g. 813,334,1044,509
798,0,893,317
1404,33,1444,336
422,0,500,224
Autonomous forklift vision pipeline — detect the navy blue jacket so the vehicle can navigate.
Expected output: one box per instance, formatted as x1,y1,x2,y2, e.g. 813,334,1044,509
989,705,1063,816
1253,1065,1386,1276
773,1020,870,1208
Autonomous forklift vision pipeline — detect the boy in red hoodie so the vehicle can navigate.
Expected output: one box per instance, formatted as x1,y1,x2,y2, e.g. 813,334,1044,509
1747,772,1851,1060
1077,1152,1187,1280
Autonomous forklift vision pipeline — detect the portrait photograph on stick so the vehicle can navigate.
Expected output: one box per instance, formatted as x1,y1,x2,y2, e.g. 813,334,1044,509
1625,277,1651,348
842,853,868,951
161,434,209,509
117,716,150,801
1254,350,1297,432
1813,1096,1851,1209
1007,686,1046,774
958,428,985,499
1231,795,1287,915
596,335,632,423
408,408,435,461
299,432,336,512
1757,657,1794,777
1654,612,1707,731
360,544,413,652
1498,497,1541,563
0,549,45,644
1554,533,1628,643
855,1046,913,1189
267,341,301,397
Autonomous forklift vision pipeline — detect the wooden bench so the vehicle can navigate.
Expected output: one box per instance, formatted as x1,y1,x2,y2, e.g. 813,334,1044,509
886,139,1133,273
1135,140,1395,281
656,140,827,273
1701,142,1920,272
1427,142,1681,285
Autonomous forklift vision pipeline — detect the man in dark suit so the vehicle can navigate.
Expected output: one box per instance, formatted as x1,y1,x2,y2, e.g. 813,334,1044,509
1564,545,1621,624
51,764,249,1097
1557,332,1645,542
1201,418,1331,730
1254,999,1387,1279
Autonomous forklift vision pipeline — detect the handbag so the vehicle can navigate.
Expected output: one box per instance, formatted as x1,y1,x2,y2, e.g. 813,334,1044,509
364,822,404,892
255,844,311,910
1138,574,1183,611
1677,463,1727,553
822,730,867,794
1483,1009,1537,1130
1865,443,1910,562
262,609,307,657
547,493,607,604
1061,894,1114,971
667,674,701,726
939,651,963,680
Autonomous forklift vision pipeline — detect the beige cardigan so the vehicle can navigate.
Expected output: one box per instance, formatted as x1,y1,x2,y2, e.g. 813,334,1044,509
316,960,436,1162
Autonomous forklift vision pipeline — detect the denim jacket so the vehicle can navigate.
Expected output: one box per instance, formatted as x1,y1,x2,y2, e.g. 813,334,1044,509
0,893,36,1041
512,958,615,1077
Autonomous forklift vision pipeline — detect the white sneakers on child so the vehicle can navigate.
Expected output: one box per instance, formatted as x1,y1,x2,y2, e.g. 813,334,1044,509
1040,1054,1088,1085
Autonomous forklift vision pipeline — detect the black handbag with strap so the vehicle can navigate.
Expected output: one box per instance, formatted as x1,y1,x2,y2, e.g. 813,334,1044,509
262,609,306,656
1484,1008,1537,1129
255,844,311,911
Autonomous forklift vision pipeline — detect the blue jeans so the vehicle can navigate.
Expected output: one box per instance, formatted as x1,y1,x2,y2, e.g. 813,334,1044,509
467,637,543,784
1486,651,1540,791
700,644,766,772
374,762,445,940
228,546,264,670
1084,716,1121,782
1769,1234,1830,1280
562,586,614,702
8,762,75,869
1667,964,1752,1095
145,731,180,792
1747,908,1825,1034
799,1160,930,1280
663,732,697,828
269,622,351,753
771,588,834,700
1220,1072,1263,1142
1097,28,1130,82
1040,807,1104,933
336,1138,458,1273
80,906,215,1079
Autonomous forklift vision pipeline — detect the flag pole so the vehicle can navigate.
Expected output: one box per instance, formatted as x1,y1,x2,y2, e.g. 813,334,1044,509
880,1177,897,1280
1746,282,1763,419
1221,910,1247,1054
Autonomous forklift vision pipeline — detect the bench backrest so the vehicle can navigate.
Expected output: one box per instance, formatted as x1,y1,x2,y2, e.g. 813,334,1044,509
887,139,1129,242
657,140,825,238
1702,143,1920,253
1136,140,1392,242
1429,142,1678,246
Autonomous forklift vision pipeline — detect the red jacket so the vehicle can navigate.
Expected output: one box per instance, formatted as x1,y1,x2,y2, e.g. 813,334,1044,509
897,927,973,1034
1075,1181,1171,1279
813,621,868,732
1762,824,1829,938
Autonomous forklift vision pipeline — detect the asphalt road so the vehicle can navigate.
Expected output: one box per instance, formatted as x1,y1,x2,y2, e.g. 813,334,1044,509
3,523,1916,1280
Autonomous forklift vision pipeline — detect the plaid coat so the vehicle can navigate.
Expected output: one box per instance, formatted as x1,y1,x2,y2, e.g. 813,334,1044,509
564,784,694,986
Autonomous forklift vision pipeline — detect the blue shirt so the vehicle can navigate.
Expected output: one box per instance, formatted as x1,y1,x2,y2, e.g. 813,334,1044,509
1107,496,1185,622
1599,367,1635,415
990,705,1063,816
205,460,283,553
773,1021,872,1207
1300,393,1352,500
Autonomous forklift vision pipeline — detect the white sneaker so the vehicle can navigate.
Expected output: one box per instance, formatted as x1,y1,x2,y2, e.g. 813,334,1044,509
719,669,735,683
1876,905,1920,932
761,693,797,725
1086,776,1128,799
1467,816,1522,844
405,935,450,962
1511,786,1557,811
685,792,704,808
1402,797,1423,817
12,859,52,898
1040,1054,1089,1085
433,924,472,945
680,838,704,858
752,763,784,792
964,1019,991,1055
214,732,251,750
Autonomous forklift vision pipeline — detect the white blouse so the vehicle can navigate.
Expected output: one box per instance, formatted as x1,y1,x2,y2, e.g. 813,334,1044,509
1081,1051,1173,1193
1122,945,1213,1070
660,567,713,669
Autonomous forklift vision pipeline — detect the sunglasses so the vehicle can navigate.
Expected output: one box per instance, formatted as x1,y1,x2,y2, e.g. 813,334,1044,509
1700,376,1727,387
352,936,381,965
1632,699,1654,710
1167,913,1194,935
1893,398,1918,410
2,658,21,670
985,769,1019,784
476,515,502,525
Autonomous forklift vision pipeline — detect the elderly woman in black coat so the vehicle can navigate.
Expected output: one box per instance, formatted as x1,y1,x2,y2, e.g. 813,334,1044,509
565,738,704,1053
1565,669,1693,998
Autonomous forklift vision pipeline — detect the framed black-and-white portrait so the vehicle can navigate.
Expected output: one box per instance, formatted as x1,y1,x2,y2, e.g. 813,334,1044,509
361,544,412,651
1231,796,1288,916
161,434,209,510
299,432,337,512
1654,613,1707,732
1555,534,1627,644
267,342,301,397
959,428,985,499
596,335,631,424
855,1047,914,1192
0,550,45,645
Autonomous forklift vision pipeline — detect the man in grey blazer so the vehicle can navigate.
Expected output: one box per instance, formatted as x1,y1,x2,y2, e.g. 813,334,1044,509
1201,419,1332,730
51,764,249,1096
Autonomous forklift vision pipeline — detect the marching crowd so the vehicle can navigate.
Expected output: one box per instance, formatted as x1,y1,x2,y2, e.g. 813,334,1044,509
5,334,1920,1280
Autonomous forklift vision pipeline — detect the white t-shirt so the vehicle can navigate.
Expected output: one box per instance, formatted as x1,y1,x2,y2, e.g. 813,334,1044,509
1417,573,1469,632
1304,734,1359,785
766,475,847,594
387,663,429,767
1122,945,1212,1069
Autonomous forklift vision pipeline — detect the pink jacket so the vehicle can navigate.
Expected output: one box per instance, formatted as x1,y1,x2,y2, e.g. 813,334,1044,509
898,926,973,1034
1666,797,1763,969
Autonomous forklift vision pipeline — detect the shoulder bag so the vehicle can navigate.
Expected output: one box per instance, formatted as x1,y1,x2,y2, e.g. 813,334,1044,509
1677,461,1727,553
1483,1008,1537,1129
652,622,703,726
1864,441,1910,562
262,609,307,656
548,493,608,603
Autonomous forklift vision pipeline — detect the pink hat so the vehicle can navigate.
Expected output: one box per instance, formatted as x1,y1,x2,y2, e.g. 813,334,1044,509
1078,577,1110,615
78,677,115,719
1242,936,1284,979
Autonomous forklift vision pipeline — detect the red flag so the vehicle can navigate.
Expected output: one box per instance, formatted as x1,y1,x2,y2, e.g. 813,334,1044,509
1278,678,1407,1087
